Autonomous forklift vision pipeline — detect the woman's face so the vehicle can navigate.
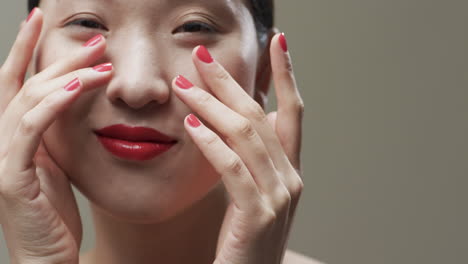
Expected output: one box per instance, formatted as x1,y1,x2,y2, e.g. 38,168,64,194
36,0,265,223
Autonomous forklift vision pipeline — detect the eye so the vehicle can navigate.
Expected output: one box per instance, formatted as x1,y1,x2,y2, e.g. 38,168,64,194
65,19,107,30
173,21,216,34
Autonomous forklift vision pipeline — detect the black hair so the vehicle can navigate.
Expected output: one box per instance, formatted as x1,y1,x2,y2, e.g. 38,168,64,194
28,0,39,12
247,0,275,46
28,0,274,45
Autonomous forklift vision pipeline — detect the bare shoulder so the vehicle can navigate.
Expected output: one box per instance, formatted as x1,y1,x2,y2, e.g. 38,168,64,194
282,249,326,264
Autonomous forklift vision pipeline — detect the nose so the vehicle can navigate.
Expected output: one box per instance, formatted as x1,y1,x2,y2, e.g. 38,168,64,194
105,33,170,109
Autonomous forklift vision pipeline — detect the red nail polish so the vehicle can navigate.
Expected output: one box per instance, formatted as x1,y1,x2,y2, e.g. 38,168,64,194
196,45,214,64
279,33,288,52
93,63,113,72
83,34,103,47
27,8,37,23
64,78,81,92
187,114,201,128
176,75,194,89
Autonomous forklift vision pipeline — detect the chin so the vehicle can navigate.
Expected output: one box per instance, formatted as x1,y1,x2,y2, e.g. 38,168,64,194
70,158,222,225
85,173,221,224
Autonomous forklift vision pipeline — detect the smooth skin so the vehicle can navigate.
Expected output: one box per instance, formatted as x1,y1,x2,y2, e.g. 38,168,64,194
0,6,311,264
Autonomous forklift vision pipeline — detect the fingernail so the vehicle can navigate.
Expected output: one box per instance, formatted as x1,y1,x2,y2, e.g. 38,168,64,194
196,45,214,64
175,75,194,89
279,33,288,52
187,114,201,128
93,63,113,72
83,34,103,47
27,8,37,23
64,78,81,92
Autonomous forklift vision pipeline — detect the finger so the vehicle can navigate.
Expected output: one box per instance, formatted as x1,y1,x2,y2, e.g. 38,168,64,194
24,62,113,102
173,76,287,197
0,33,107,156
1,8,43,92
269,33,306,257
191,45,293,176
0,64,112,157
270,33,304,170
29,34,107,84
6,74,100,173
183,113,264,213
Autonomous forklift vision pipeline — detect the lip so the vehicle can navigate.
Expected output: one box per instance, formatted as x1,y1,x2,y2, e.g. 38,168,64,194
94,124,177,161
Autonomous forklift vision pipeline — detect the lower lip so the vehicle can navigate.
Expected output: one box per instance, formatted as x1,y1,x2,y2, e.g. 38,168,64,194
96,135,175,161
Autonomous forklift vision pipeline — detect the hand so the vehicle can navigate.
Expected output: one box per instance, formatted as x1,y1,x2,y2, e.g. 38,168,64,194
172,32,304,264
0,8,112,264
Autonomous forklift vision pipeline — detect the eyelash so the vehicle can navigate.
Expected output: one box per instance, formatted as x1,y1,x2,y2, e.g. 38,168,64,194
66,19,107,30
173,21,216,34
65,19,216,34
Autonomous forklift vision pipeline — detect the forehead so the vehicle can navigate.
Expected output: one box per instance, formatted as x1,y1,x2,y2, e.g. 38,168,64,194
39,0,257,36
40,0,253,27
41,0,249,12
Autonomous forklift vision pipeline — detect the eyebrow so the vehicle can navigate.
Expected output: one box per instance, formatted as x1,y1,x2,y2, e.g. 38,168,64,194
51,0,241,15
52,0,241,27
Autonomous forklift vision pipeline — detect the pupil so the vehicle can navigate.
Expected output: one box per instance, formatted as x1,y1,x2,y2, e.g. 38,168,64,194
184,23,202,32
81,20,100,28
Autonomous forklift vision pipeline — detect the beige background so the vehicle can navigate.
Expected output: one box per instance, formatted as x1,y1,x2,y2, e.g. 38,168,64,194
1,1,467,264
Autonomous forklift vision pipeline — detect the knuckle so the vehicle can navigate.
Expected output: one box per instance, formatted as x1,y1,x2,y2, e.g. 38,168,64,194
288,97,305,120
203,132,219,148
291,177,305,196
276,185,292,207
225,156,244,175
242,101,266,122
295,98,305,115
196,91,213,107
267,183,292,212
20,85,40,105
41,92,59,109
23,76,38,89
214,68,231,82
18,113,37,135
284,59,294,74
259,208,277,226
234,118,256,140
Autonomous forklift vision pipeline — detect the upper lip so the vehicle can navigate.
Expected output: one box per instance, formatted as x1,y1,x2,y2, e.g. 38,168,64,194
94,124,177,143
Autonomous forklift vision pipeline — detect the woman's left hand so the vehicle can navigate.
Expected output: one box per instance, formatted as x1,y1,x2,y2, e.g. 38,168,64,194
172,32,304,264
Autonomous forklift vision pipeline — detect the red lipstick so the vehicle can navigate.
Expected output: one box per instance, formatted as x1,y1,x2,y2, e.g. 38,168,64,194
94,124,177,161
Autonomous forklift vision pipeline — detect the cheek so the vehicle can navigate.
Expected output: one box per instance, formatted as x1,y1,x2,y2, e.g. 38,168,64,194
34,32,77,73
226,56,258,96
212,40,260,97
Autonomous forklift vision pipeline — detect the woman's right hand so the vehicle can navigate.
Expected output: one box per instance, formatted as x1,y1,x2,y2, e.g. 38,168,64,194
0,8,112,264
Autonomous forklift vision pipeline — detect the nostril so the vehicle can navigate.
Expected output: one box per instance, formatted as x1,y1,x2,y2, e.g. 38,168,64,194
104,61,171,108
112,96,160,111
